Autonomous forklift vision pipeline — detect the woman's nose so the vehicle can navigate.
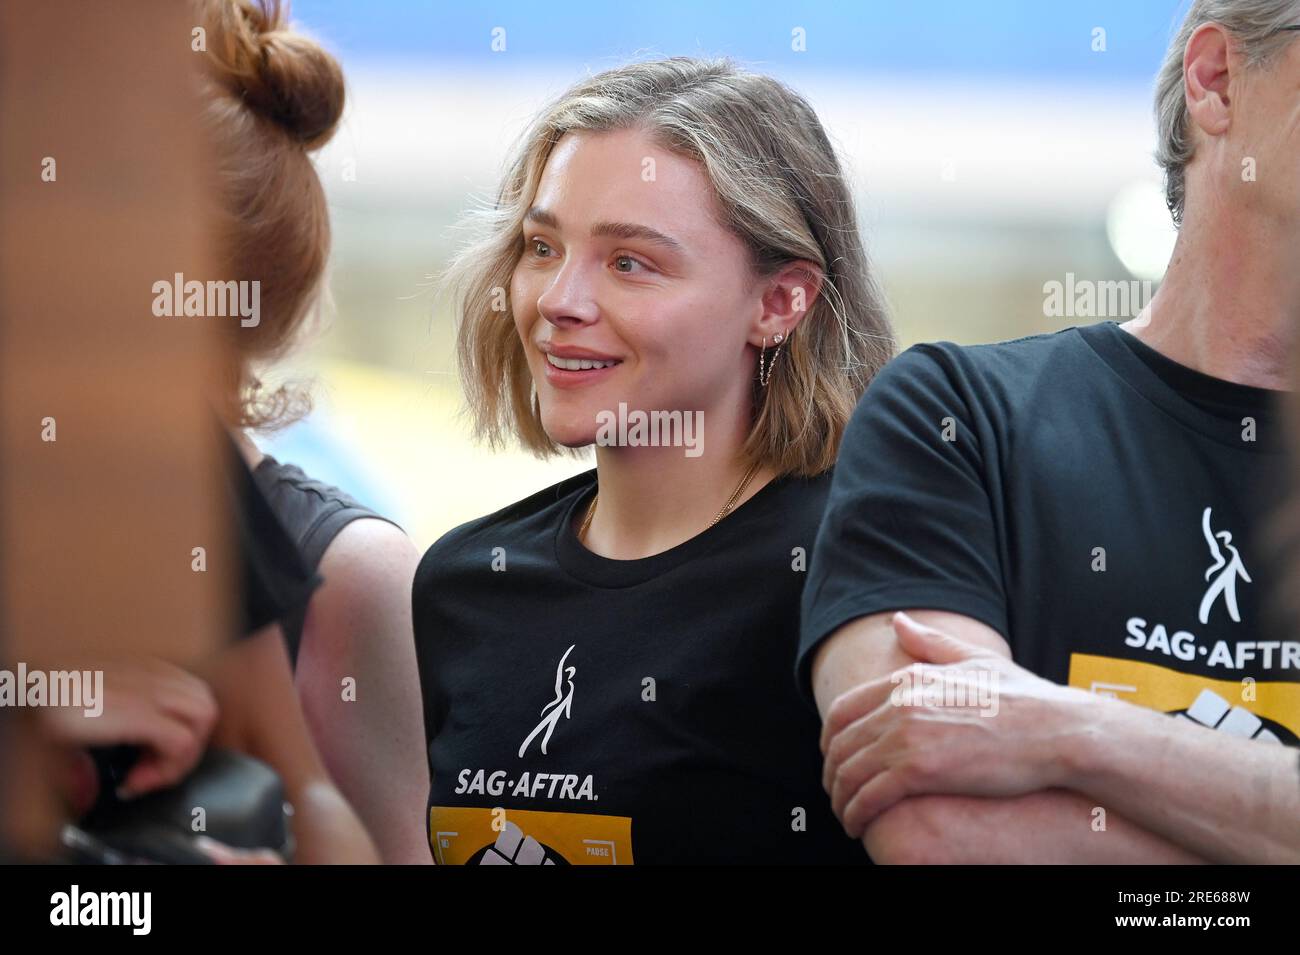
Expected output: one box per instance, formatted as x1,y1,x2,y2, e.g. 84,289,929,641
536,258,600,328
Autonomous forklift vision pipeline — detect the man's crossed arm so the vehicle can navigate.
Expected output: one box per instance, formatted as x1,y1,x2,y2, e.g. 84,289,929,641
812,610,1300,864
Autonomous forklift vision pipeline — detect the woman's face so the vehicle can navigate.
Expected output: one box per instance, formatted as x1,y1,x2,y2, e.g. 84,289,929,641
511,126,765,449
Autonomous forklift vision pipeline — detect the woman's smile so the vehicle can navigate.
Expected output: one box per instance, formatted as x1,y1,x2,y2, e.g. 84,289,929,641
539,342,625,388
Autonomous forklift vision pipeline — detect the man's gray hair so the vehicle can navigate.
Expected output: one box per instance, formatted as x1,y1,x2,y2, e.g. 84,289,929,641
1155,0,1300,224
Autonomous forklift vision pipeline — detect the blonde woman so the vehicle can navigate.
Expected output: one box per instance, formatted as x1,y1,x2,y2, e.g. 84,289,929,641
413,57,893,864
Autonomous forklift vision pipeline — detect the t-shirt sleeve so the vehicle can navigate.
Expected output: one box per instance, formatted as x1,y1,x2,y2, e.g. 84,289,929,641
222,434,321,639
796,344,1009,706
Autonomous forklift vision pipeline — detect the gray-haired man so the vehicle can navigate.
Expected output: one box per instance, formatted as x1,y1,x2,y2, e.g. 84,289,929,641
803,0,1300,863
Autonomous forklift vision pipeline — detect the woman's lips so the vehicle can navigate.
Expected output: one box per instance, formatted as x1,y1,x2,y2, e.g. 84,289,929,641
540,350,623,388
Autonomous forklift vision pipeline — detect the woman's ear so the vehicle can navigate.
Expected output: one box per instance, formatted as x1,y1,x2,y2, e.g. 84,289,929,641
749,259,823,347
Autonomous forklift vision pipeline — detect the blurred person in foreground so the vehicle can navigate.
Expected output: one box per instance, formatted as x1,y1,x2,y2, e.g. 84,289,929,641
16,432,346,864
807,0,1300,863
193,0,428,863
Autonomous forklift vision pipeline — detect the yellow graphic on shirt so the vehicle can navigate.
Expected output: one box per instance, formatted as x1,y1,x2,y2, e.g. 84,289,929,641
1067,653,1300,743
429,806,634,865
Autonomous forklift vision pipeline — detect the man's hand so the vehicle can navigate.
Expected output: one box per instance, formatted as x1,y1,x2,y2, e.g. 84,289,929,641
822,612,1097,838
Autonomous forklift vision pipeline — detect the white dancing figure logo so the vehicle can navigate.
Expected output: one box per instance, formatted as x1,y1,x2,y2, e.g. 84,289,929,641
518,644,576,758
1198,506,1251,625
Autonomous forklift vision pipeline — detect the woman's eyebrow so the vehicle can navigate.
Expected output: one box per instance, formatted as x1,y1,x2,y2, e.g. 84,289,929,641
523,206,685,254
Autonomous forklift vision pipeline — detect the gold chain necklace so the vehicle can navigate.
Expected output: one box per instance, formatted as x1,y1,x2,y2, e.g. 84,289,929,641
578,460,762,544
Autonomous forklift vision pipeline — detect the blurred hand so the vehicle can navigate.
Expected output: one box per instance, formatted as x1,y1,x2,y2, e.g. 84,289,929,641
194,836,285,864
42,657,219,801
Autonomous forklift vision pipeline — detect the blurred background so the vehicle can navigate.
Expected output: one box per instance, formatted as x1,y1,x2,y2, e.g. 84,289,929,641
256,0,1188,550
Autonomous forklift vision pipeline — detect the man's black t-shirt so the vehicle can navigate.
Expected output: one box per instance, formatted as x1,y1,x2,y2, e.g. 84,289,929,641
412,469,866,865
800,321,1300,746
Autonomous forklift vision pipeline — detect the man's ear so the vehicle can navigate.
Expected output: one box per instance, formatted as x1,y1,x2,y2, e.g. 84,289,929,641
748,259,823,347
1184,22,1234,139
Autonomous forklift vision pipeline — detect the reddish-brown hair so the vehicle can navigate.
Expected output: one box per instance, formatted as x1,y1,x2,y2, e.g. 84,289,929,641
197,0,345,429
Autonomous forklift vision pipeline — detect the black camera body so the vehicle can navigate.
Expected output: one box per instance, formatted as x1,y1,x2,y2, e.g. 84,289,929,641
69,748,293,865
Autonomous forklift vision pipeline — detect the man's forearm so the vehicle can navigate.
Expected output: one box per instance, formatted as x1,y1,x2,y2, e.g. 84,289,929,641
1060,693,1300,863
865,788,1207,864
813,610,1209,863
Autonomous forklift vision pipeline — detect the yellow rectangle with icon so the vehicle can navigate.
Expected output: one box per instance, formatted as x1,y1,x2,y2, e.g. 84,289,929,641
1067,653,1299,743
429,806,634,866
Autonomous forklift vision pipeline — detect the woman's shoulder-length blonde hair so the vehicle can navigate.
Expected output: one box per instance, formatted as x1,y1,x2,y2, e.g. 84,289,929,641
442,56,895,478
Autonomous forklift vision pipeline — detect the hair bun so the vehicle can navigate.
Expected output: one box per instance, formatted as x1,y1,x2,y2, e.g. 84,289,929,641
206,0,344,149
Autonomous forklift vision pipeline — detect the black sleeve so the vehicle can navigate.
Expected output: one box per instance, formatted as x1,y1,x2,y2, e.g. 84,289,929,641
796,344,1009,706
221,433,320,639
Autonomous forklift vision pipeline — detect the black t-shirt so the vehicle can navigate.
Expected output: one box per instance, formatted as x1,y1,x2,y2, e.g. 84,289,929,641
412,468,866,865
221,434,321,639
800,321,1300,746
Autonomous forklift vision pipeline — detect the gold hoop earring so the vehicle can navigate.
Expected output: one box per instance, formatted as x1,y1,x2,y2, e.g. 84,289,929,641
759,332,786,387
